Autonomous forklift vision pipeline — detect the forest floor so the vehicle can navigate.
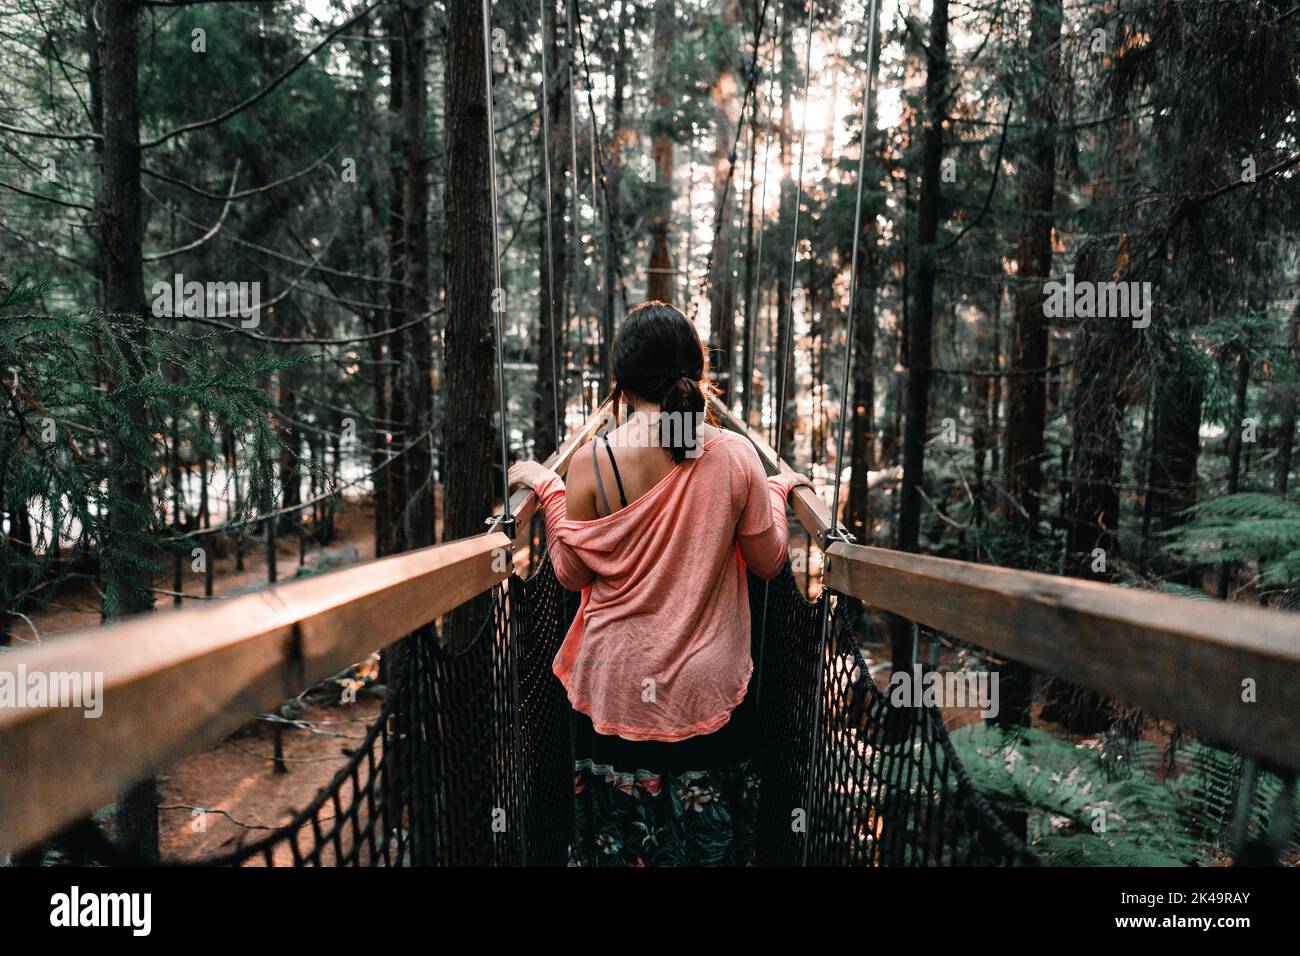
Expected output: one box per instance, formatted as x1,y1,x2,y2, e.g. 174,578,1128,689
22,501,387,864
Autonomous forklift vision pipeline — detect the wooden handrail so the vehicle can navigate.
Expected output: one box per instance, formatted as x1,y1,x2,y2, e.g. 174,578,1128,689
0,404,615,856
712,395,1300,771
6,395,1296,854
0,533,510,856
824,542,1300,772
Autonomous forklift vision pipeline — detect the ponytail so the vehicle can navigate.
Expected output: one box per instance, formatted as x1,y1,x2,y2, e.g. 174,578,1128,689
658,372,705,463
610,301,713,463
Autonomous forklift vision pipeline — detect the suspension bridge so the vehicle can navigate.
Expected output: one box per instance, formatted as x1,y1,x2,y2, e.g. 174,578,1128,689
2,0,1299,868
1,394,1298,866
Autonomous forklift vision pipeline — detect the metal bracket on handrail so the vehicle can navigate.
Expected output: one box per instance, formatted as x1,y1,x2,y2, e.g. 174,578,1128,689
819,524,856,553
818,525,856,577
484,512,517,543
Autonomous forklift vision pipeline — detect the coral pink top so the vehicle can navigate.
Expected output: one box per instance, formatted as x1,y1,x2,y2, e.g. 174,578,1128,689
530,430,804,742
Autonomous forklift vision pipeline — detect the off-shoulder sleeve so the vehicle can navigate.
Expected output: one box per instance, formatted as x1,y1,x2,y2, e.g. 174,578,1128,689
530,469,596,590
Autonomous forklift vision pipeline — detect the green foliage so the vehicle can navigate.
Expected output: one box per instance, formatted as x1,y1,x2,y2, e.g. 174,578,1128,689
960,520,1066,573
951,723,1300,868
139,3,346,157
0,303,300,626
951,722,1300,866
1162,493,1300,588
1185,739,1300,852
952,723,1205,865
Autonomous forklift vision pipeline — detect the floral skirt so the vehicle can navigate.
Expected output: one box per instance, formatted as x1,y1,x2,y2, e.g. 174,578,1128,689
568,686,760,867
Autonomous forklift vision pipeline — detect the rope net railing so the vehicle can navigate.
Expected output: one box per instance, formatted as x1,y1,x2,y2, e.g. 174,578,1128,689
41,549,1031,867
750,564,1033,866
200,559,580,867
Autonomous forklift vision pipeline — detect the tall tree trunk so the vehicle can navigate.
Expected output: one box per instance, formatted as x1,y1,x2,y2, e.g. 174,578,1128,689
1216,346,1249,597
892,0,949,670
1051,242,1140,733
1,495,9,649
844,0,883,544
442,0,498,651
276,371,301,529
740,69,760,421
708,0,741,401
895,0,948,555
399,0,435,550
1148,342,1204,578
1065,251,1132,574
368,304,391,555
1064,79,1140,584
969,294,998,538
534,0,570,459
646,0,675,303
356,12,391,557
775,20,796,464
384,5,410,554
99,0,158,862
1002,0,1063,532
599,0,630,395
994,0,1062,733
1276,302,1300,494
170,410,183,605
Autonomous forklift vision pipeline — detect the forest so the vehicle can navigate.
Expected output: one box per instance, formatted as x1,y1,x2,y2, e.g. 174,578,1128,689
1,0,1299,869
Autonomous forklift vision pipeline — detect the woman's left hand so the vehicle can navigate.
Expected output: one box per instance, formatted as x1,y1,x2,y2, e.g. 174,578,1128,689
508,459,552,491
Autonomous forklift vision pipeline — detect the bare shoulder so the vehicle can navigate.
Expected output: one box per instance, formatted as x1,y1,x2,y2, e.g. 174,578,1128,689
563,443,599,520
567,443,595,491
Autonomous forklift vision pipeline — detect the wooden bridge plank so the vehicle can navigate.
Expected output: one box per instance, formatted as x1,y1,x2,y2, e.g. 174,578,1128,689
0,532,509,857
824,541,1300,773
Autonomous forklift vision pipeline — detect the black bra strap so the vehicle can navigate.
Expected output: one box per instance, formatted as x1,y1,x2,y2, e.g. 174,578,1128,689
592,430,613,516
597,429,629,509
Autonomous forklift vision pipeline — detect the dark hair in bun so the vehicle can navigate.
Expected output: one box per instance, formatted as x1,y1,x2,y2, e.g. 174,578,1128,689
610,301,713,464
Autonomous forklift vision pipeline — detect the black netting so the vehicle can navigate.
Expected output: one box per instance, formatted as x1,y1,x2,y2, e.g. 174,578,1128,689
191,557,579,867
749,564,1033,866
48,551,1030,867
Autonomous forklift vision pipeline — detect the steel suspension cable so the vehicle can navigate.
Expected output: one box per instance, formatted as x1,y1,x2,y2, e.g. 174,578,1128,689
686,0,774,321
590,117,606,390
566,0,588,418
773,0,816,463
753,0,823,748
745,27,780,422
481,0,527,867
827,0,879,544
749,0,784,736
481,0,513,532
801,0,880,868
539,0,563,443
571,0,638,405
